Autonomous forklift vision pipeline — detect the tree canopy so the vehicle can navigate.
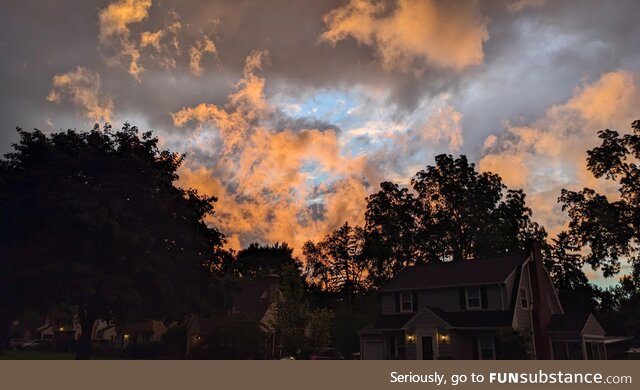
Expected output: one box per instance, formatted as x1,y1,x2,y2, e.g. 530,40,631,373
362,154,546,287
560,120,640,277
0,123,226,358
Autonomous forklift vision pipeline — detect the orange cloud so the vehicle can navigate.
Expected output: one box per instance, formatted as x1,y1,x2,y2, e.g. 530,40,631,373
98,0,151,81
98,1,215,79
46,66,113,123
321,0,488,72
172,51,371,253
189,35,217,75
479,70,639,238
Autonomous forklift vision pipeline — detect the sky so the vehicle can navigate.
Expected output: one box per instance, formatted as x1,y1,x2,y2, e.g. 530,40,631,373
2,0,640,283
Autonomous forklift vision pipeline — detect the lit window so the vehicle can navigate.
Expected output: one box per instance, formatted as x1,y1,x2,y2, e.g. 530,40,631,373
466,287,481,309
520,288,529,309
401,292,413,312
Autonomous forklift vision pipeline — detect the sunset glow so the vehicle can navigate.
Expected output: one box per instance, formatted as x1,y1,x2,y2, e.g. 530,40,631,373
2,0,639,265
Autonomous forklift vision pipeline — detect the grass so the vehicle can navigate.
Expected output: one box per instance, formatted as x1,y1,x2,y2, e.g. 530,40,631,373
0,350,77,360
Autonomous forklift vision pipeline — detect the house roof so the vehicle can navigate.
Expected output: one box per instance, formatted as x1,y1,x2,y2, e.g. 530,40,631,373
380,254,528,292
373,313,416,329
548,312,592,333
231,279,272,319
428,307,513,328
364,308,513,333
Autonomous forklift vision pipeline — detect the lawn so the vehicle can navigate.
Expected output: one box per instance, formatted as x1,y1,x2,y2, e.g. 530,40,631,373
0,350,76,360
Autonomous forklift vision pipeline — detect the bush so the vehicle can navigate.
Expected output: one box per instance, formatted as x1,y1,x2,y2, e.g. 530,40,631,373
161,325,187,359
121,342,163,359
496,328,531,359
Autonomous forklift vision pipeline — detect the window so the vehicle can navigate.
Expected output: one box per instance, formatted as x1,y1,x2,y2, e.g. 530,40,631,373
520,288,529,309
400,292,413,312
477,335,495,360
586,341,605,360
466,287,481,309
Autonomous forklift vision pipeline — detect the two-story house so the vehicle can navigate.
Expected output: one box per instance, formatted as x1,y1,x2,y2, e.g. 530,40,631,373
359,242,608,360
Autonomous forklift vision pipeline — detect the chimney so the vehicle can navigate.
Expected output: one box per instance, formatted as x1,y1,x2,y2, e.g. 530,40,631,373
526,239,553,359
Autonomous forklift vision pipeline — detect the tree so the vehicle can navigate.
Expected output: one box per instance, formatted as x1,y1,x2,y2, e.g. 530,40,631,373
559,120,640,277
270,262,308,358
234,242,300,279
545,232,597,312
363,182,422,287
303,222,369,302
559,119,640,338
0,123,226,359
360,154,546,289
411,154,546,262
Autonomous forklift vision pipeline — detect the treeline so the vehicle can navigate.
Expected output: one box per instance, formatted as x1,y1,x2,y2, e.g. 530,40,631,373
1,120,639,359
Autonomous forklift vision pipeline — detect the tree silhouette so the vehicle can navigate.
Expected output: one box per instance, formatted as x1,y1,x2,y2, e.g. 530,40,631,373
0,123,226,359
235,242,301,279
558,119,640,338
560,120,640,277
362,154,546,287
303,222,368,302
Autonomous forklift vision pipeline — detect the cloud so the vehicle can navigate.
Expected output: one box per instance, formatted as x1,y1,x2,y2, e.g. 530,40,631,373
172,51,371,252
479,70,639,237
98,1,216,80
98,0,152,42
320,0,489,72
507,0,547,13
189,35,218,75
98,0,152,81
140,30,165,51
46,67,113,123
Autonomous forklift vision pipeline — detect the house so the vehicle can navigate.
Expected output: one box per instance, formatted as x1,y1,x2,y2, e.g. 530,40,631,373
36,317,116,351
359,242,608,360
185,275,281,358
114,320,167,348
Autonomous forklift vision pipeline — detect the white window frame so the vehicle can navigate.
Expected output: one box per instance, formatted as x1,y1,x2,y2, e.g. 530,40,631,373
400,292,413,312
477,334,496,360
520,288,529,309
465,287,481,310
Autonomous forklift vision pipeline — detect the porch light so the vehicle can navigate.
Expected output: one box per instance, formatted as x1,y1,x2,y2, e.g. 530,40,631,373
124,334,130,340
59,327,64,332
438,331,450,344
405,333,416,344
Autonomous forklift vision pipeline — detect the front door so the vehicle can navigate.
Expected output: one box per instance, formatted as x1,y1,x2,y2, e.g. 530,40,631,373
422,336,434,360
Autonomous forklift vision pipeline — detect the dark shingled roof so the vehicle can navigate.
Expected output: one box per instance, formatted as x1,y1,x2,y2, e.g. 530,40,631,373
231,279,272,319
380,254,527,292
548,313,591,333
372,313,416,329
429,307,513,328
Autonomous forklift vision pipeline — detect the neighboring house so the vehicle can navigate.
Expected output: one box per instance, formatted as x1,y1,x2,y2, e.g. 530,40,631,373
185,275,281,358
114,320,167,348
37,318,116,343
359,242,608,360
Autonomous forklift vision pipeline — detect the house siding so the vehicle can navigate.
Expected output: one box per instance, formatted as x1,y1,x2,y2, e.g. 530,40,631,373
381,293,396,314
514,266,533,331
417,285,504,312
406,343,417,359
504,269,516,307
418,289,461,312
582,315,606,337
382,285,505,314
